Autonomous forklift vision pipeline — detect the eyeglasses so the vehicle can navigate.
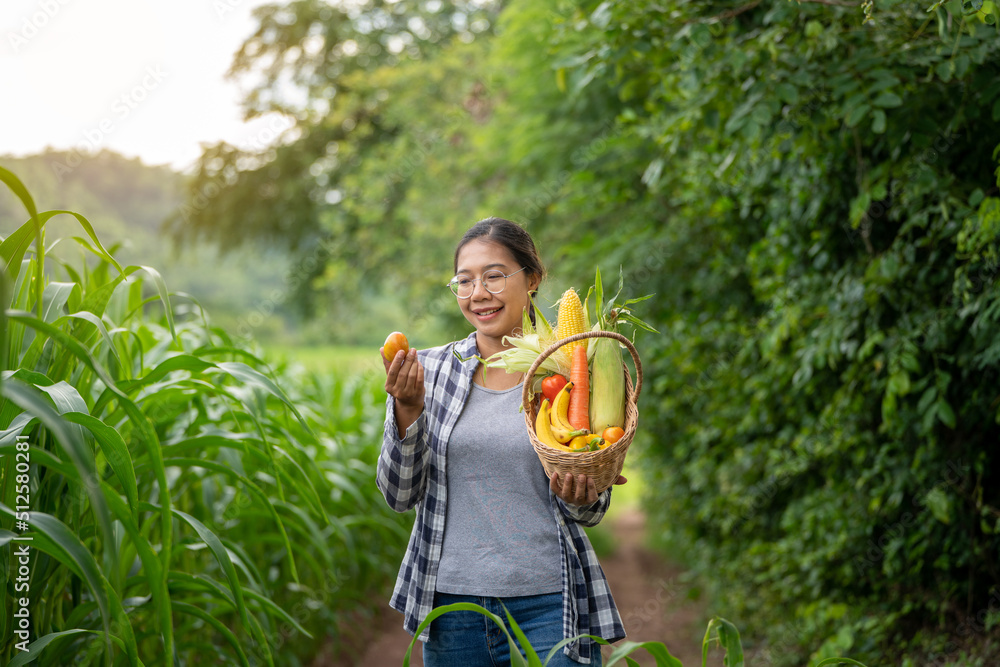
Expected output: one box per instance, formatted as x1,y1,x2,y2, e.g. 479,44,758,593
447,266,527,298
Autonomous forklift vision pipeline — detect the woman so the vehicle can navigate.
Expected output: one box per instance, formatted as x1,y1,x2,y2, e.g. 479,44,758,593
376,217,625,665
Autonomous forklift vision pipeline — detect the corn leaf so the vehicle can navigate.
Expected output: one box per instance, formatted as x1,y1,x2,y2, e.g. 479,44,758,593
1,379,116,573
702,617,744,667
405,602,525,667
6,629,130,667
150,503,252,631
0,507,136,666
61,411,139,515
66,310,125,370
242,588,313,638
500,602,542,666
41,282,81,323
100,483,173,666
134,265,176,343
6,311,120,390
0,210,123,285
605,639,683,666
171,601,250,667
215,361,311,434
159,456,299,583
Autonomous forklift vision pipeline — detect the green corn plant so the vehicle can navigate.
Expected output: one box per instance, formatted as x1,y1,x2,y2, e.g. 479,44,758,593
404,603,870,667
0,166,410,666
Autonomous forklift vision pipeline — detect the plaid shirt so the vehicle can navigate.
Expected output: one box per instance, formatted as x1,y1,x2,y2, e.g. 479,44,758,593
376,332,626,664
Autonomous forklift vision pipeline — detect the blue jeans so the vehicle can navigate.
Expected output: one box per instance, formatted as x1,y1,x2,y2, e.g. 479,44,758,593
422,592,601,667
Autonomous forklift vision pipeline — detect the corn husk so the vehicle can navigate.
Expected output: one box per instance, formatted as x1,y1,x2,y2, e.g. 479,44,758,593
484,296,571,381
589,335,626,432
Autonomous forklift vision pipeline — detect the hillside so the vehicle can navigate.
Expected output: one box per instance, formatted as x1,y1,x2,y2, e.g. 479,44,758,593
0,150,297,342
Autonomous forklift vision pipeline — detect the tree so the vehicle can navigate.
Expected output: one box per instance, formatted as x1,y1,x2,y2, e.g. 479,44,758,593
168,1,504,320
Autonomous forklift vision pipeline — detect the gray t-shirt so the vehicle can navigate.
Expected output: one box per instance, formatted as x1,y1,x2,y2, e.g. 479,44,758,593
435,382,563,596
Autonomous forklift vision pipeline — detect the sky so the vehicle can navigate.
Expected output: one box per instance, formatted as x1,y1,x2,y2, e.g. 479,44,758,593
1,0,287,173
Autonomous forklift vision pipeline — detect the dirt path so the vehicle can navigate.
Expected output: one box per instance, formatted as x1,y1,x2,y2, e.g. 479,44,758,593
343,509,707,666
597,510,705,666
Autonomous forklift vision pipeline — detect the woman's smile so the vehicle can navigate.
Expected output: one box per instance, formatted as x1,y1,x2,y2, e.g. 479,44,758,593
471,305,504,320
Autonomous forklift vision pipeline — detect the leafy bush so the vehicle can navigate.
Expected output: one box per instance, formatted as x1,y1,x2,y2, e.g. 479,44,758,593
523,1,1000,663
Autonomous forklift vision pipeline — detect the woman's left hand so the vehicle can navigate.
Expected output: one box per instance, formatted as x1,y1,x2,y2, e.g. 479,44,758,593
550,472,598,506
550,472,628,506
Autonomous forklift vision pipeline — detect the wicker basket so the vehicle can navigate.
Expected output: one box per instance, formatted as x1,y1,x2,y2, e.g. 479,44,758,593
521,330,643,495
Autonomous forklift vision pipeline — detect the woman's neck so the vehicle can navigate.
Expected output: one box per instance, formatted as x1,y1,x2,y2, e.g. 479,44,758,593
473,331,523,389
474,331,511,361
475,363,523,390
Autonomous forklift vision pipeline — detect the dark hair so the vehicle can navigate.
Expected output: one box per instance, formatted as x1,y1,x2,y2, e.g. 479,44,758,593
454,217,546,323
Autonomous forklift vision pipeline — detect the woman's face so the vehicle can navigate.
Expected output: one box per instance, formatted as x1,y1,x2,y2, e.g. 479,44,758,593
453,239,538,346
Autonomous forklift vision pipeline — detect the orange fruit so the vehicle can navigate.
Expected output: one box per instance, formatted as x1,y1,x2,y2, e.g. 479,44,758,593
602,426,625,445
382,331,410,362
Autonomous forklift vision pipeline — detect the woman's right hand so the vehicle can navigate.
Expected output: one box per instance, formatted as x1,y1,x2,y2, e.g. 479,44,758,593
381,347,425,430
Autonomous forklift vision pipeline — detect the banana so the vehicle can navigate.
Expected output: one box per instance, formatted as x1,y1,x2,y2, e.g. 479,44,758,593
551,421,588,444
535,399,565,449
550,382,592,443
542,386,597,452
550,381,576,433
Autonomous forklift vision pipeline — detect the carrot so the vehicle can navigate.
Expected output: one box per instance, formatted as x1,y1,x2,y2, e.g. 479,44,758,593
567,344,590,431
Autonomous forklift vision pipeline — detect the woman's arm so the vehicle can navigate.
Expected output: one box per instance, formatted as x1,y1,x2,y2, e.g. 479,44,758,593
376,347,428,512
376,395,430,512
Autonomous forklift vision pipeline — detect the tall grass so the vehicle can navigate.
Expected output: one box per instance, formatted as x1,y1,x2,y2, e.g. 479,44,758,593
0,167,410,665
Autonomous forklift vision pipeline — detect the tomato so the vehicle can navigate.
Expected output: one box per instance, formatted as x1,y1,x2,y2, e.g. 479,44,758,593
382,331,410,362
602,426,625,445
541,374,568,402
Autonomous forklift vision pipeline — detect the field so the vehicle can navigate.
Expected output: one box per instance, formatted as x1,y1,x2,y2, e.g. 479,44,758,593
0,167,417,666
263,344,383,379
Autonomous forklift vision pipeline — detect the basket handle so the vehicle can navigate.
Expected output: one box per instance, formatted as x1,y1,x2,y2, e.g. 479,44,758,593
521,330,643,411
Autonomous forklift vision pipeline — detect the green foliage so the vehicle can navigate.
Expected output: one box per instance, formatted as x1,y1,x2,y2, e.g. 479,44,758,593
403,600,705,666
524,1,1000,664
0,150,183,240
171,0,1000,664
0,170,410,665
403,603,865,666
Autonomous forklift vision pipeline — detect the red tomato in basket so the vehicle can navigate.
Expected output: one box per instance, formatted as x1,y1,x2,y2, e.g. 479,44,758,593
541,374,569,402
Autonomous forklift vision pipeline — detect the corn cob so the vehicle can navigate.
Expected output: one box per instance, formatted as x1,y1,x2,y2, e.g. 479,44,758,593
589,336,625,433
556,288,586,366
